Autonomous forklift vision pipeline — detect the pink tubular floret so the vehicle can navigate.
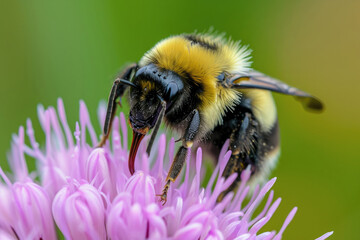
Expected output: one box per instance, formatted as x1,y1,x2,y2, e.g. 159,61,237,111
0,98,333,240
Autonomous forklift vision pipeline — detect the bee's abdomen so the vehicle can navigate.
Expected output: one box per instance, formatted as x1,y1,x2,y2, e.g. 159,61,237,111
214,108,280,200
203,101,280,176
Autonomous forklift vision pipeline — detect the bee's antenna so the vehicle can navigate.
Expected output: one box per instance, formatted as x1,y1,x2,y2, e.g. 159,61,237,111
146,96,166,156
118,79,139,88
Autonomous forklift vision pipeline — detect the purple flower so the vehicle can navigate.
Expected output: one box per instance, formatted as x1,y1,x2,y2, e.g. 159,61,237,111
107,190,166,239
52,179,106,239
0,99,333,239
0,170,57,239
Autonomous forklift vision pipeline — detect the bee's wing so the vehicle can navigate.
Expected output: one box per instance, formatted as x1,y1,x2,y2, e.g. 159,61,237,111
228,70,324,112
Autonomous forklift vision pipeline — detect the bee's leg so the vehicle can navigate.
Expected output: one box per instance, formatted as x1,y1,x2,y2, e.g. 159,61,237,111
97,63,137,147
158,109,200,205
217,112,259,201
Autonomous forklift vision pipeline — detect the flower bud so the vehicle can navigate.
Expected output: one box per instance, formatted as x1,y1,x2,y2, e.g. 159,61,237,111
124,171,156,205
10,181,56,239
52,180,106,240
86,148,117,199
107,193,166,240
0,184,14,235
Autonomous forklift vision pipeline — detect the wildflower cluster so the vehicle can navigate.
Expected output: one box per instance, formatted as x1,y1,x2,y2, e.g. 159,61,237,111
0,99,333,239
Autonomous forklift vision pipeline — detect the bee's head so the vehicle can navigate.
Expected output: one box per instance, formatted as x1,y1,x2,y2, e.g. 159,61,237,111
127,64,184,174
129,80,161,134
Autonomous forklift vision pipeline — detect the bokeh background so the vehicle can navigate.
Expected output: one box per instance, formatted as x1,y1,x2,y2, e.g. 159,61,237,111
1,0,359,239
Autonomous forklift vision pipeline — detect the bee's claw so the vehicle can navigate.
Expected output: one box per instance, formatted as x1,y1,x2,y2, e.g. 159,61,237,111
157,180,171,205
156,193,167,205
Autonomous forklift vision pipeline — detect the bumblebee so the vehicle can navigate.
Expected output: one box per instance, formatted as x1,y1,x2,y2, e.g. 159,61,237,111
98,33,323,204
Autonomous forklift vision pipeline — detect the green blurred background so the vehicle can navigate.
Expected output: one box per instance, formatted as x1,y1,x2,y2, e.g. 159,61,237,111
1,0,359,239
